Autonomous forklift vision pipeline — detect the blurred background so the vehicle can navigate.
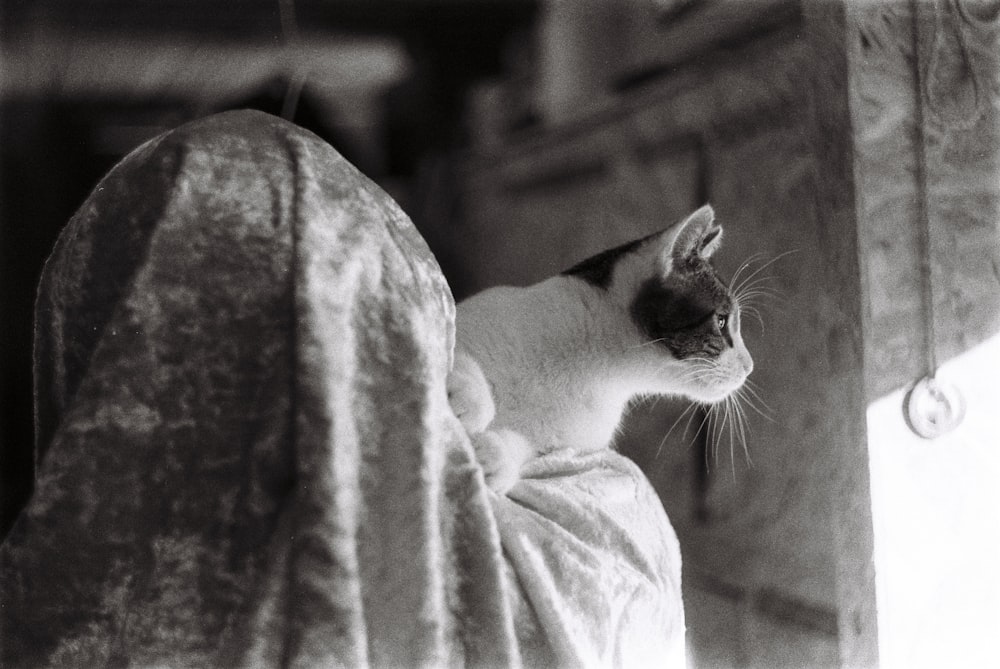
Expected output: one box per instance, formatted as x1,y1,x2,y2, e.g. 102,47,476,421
2,1,999,667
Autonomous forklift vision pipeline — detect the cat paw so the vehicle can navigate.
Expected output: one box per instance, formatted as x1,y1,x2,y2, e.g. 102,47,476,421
447,350,496,435
471,429,535,495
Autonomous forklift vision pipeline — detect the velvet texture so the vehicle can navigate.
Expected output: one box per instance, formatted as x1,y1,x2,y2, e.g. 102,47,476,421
0,110,684,668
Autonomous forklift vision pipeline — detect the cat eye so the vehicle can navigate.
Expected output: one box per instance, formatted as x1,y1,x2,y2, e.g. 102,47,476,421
717,314,729,330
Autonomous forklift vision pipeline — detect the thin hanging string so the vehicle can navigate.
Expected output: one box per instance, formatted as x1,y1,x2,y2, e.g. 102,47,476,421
910,0,939,379
278,0,307,121
278,0,299,43
921,0,995,131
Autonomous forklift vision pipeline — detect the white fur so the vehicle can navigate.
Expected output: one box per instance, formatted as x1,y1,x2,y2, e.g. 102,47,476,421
449,206,752,492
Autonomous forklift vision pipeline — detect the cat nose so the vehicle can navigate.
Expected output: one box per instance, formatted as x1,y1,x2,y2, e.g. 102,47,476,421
741,353,754,375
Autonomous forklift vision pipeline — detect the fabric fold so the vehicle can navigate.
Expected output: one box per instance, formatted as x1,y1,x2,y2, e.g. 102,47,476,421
495,450,686,669
1,110,515,668
1,109,685,669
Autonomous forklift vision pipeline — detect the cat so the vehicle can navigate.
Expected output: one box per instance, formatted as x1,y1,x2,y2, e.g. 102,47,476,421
447,205,753,493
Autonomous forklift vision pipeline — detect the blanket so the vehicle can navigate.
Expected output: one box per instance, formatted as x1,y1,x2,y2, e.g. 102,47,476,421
0,110,685,668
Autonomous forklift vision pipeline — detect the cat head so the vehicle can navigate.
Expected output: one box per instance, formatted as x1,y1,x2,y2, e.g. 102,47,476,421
563,205,753,403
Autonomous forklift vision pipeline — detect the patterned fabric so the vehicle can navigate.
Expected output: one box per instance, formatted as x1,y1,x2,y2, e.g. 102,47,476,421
1,110,514,668
0,110,685,668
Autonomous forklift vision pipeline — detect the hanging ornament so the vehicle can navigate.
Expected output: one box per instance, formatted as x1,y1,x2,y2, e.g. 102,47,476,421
903,376,966,439
902,33,966,440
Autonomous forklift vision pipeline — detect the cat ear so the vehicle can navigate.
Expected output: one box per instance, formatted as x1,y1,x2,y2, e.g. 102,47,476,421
657,205,722,273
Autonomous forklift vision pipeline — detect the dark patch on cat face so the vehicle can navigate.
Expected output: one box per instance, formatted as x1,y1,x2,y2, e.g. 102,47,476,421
562,235,653,289
630,262,734,360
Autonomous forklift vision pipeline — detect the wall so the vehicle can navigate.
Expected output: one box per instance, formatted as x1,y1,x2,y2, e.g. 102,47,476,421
848,1,1000,666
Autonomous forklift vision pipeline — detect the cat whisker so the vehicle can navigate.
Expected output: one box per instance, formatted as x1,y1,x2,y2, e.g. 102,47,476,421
709,401,728,466
672,364,716,379
661,402,709,463
736,292,788,317
695,386,759,480
654,402,699,460
712,398,732,480
645,360,705,378
727,252,771,293
744,399,772,426
725,399,739,477
727,397,742,481
734,281,786,308
684,402,704,443
727,256,759,287
730,254,792,336
735,285,784,303
731,391,754,467
627,337,668,350
736,274,785,290
678,373,725,390
721,395,750,479
730,249,799,298
693,405,715,474
740,380,775,420
651,359,716,382
737,303,766,332
706,408,718,466
734,389,773,424
687,356,718,368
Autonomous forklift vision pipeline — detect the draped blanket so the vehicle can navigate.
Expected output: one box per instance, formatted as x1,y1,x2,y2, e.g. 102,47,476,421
0,110,685,668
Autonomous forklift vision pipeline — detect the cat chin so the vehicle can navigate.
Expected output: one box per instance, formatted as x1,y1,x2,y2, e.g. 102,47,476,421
681,381,745,405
